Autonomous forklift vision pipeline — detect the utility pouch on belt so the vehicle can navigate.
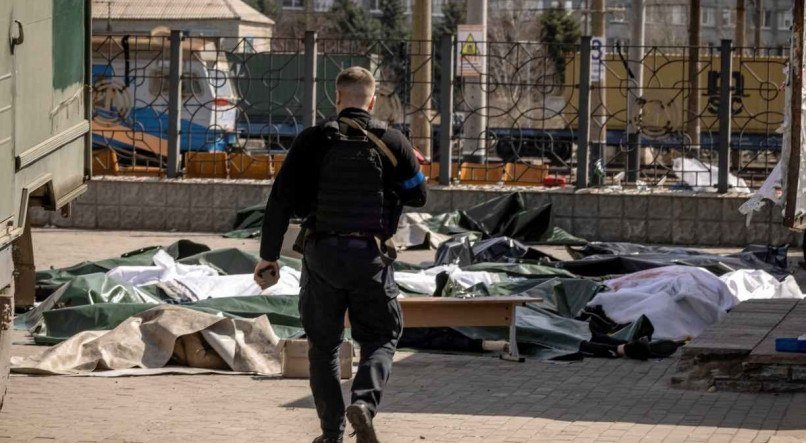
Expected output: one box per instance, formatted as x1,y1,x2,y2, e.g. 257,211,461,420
375,236,398,266
292,226,310,254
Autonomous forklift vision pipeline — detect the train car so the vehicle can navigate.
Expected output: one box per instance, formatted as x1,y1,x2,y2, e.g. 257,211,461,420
91,35,239,165
497,50,788,164
226,52,378,150
563,50,788,148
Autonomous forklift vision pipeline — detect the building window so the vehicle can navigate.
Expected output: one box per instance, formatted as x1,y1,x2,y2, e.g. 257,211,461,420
646,6,658,24
529,0,543,13
433,0,445,15
722,8,735,27
243,37,255,54
701,7,715,27
367,0,381,12
778,10,793,30
314,0,333,11
149,69,203,99
609,4,627,23
761,9,772,29
282,0,304,9
671,5,686,25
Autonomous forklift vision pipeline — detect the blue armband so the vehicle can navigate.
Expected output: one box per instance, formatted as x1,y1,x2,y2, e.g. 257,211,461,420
400,171,426,190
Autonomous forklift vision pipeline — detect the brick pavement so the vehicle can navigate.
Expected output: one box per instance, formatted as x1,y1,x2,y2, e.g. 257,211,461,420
1,334,805,442
1,229,804,442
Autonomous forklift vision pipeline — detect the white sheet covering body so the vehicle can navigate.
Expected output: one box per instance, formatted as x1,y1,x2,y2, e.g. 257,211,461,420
172,267,301,299
719,269,804,301
106,250,219,286
394,265,504,294
106,250,302,299
673,158,751,193
587,266,739,340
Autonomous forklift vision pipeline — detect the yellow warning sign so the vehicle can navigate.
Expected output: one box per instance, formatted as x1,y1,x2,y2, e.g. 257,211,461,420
461,34,478,56
456,24,486,77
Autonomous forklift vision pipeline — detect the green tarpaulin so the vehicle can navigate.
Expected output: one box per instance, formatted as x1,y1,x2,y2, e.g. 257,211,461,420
224,192,586,246
31,296,305,345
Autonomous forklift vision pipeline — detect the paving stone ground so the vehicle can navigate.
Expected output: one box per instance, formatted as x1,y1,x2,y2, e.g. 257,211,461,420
0,229,805,442
2,341,806,442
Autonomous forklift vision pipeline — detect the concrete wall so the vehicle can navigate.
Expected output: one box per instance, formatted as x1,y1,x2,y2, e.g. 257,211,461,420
30,177,803,247
418,187,801,247
30,178,271,233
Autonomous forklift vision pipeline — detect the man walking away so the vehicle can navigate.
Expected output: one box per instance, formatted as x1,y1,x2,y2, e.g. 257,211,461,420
254,66,427,443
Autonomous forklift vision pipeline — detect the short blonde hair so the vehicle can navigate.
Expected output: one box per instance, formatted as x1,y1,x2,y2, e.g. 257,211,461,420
336,66,376,105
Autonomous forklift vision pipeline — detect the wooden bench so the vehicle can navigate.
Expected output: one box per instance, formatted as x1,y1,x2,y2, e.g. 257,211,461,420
349,296,541,362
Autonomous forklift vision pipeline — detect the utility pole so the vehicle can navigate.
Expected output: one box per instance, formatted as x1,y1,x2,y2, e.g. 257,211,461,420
105,0,112,32
464,0,488,161
784,0,804,228
411,0,433,159
736,0,746,49
626,0,644,182
686,0,701,150
591,0,606,185
754,0,763,48
305,0,314,32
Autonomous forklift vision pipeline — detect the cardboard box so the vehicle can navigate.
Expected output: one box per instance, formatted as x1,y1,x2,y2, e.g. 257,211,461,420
280,339,353,379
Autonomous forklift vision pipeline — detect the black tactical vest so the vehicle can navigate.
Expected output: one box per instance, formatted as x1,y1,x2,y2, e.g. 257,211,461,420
314,118,394,235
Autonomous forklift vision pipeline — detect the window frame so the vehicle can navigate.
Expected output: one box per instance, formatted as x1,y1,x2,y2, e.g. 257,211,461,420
671,5,686,25
368,0,381,13
701,7,716,27
282,0,304,10
776,10,791,30
761,9,772,29
149,68,205,100
722,8,735,28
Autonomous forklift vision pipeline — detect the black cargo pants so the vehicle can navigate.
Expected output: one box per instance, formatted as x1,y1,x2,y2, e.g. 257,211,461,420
299,234,403,439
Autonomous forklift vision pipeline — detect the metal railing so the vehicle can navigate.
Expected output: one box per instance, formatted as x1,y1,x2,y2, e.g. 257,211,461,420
90,32,787,192
589,41,787,192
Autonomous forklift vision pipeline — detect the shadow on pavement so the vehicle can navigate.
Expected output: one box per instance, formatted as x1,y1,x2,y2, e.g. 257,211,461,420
282,352,806,431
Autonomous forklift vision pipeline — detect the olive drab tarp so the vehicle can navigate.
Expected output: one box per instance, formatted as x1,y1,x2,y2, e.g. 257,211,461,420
559,242,791,280
26,296,305,346
19,229,800,360
223,203,266,239
35,240,213,295
18,239,647,359
452,278,652,360
224,192,587,247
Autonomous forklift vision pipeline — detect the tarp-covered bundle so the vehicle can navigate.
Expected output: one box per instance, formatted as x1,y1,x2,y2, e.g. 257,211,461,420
12,305,282,376
561,242,793,280
394,193,587,250
15,193,805,375
226,192,586,250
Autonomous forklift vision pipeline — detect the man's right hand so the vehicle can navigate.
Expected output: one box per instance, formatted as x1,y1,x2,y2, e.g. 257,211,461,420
254,260,280,289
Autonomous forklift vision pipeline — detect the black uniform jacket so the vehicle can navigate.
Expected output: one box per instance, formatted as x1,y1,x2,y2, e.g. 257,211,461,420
259,108,428,261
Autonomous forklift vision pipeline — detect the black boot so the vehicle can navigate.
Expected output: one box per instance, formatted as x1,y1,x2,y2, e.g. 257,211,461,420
648,339,683,358
346,403,379,443
312,435,342,443
623,338,651,360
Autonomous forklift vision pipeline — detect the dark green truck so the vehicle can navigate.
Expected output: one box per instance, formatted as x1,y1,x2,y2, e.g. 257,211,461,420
0,0,92,408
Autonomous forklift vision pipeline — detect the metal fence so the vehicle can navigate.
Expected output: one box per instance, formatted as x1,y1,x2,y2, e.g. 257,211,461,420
590,42,787,192
90,31,788,192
